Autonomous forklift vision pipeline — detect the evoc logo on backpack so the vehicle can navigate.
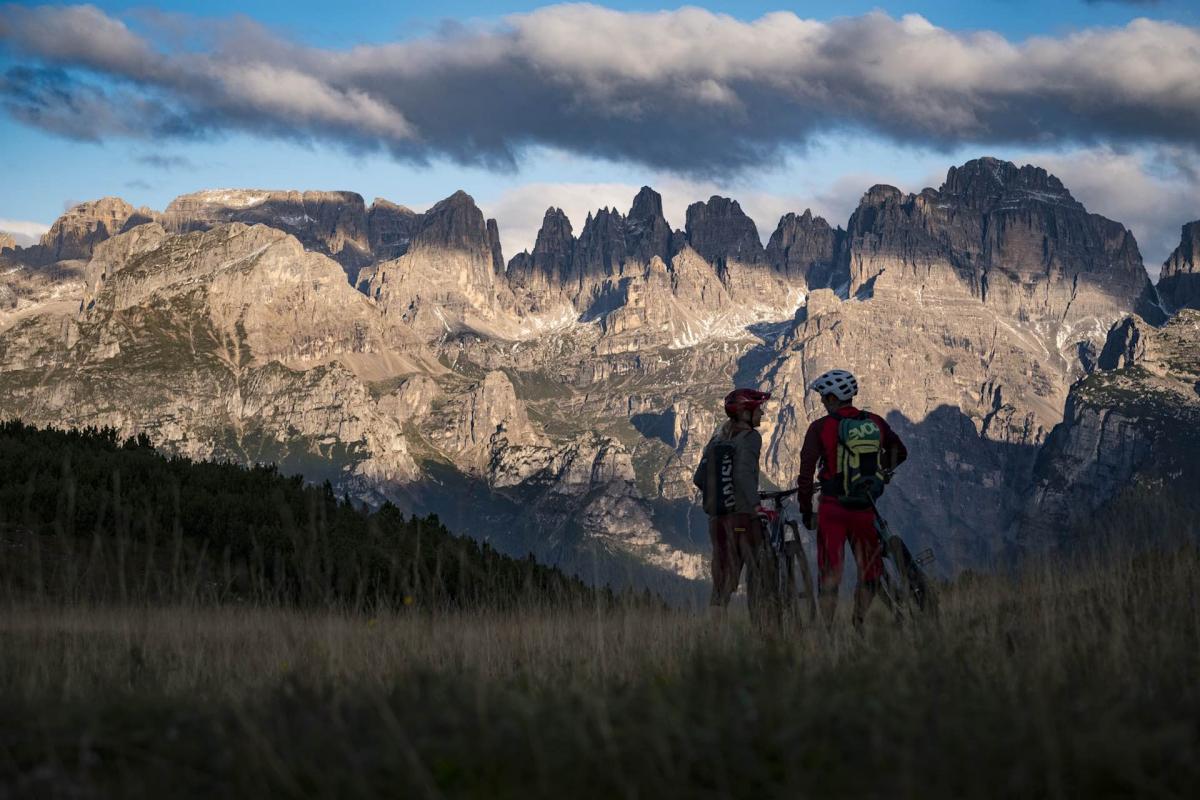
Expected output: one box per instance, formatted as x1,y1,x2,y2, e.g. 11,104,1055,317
834,413,885,509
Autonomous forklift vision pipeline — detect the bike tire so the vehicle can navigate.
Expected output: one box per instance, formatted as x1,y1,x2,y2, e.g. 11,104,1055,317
884,536,939,619
780,523,817,625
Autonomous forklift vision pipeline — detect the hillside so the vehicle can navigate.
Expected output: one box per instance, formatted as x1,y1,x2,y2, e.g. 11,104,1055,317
0,421,614,610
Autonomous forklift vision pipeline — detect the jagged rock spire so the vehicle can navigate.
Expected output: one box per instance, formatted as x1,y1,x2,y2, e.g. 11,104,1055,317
684,196,764,268
1159,220,1200,312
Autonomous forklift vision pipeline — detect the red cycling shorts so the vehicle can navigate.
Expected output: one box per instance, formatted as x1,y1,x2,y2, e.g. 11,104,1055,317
817,499,883,583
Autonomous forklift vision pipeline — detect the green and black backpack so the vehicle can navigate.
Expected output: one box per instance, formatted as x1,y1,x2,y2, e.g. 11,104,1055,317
823,412,886,510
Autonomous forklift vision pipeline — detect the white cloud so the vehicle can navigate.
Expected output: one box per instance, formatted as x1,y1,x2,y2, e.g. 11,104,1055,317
2,5,1198,177
0,218,49,246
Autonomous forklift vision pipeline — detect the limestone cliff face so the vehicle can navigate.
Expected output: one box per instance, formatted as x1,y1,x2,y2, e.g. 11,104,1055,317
361,191,517,340
685,195,765,269
1158,221,1200,313
765,210,842,289
433,370,545,473
841,158,1160,339
33,198,137,263
0,222,443,490
1019,311,1200,545
506,207,576,312
510,187,804,349
162,190,373,276
367,199,420,262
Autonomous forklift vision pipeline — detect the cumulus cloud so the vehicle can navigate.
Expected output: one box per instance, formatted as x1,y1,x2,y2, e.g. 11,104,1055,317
0,217,49,246
1,4,1198,177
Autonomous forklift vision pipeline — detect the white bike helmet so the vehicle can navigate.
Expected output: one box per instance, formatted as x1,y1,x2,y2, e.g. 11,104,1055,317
809,369,858,401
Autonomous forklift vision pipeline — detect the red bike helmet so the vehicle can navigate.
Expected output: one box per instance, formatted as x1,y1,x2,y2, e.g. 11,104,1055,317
724,388,771,418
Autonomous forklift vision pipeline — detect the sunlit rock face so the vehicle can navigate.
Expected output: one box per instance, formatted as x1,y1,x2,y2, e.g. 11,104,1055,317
0,157,1180,585
161,189,374,280
1019,311,1200,547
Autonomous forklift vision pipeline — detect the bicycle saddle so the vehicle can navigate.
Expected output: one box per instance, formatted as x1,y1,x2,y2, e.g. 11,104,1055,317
757,488,799,501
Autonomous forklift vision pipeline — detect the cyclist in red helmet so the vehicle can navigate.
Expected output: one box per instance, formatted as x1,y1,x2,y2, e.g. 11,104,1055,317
795,369,906,629
692,387,772,615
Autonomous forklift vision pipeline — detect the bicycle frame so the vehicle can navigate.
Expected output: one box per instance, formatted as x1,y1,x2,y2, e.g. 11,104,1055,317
757,488,817,624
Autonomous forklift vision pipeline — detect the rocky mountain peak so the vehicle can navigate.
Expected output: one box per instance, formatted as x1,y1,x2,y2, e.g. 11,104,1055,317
161,189,371,276
37,197,137,262
765,209,842,288
625,186,673,265
630,186,664,220
576,207,627,278
684,195,764,266
505,207,575,292
410,191,491,254
861,184,904,207
1158,220,1200,312
941,157,1080,210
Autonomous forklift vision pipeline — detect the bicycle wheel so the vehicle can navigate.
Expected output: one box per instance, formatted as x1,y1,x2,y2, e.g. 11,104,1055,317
779,523,817,625
883,536,939,619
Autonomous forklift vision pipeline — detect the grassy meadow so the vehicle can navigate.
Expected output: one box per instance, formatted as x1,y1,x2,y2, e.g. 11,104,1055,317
2,424,1198,797
3,541,1199,799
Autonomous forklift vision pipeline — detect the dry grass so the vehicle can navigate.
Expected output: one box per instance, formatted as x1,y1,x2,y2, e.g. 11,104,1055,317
3,542,1199,799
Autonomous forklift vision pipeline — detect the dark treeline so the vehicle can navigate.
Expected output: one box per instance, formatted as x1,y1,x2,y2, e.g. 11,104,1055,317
0,420,630,610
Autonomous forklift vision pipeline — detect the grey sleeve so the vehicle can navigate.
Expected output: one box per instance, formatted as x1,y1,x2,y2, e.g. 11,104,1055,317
734,430,762,512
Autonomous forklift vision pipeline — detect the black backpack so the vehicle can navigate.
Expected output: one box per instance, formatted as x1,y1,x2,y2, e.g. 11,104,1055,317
701,440,738,516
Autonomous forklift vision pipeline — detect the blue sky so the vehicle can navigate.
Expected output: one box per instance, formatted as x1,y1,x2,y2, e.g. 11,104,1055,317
2,1,1199,271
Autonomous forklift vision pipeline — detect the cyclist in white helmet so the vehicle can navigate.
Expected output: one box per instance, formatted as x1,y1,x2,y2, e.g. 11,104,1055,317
795,369,907,628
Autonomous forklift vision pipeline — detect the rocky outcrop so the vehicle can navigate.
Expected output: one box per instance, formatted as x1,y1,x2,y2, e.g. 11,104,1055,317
32,198,136,263
625,186,674,266
367,199,420,261
841,157,1161,334
508,187,674,305
765,210,843,289
361,191,516,340
685,196,765,270
1158,221,1200,313
1018,311,1200,546
433,370,544,473
506,207,575,306
0,234,15,253
162,190,373,276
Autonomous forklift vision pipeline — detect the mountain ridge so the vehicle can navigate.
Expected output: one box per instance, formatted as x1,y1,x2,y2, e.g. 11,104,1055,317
2,156,1193,584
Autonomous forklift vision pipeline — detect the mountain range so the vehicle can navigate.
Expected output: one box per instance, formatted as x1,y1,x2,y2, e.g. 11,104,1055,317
2,156,1197,585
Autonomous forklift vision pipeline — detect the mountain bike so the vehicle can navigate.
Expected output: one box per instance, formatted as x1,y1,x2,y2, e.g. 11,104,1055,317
869,480,938,621
809,472,938,623
756,488,817,625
